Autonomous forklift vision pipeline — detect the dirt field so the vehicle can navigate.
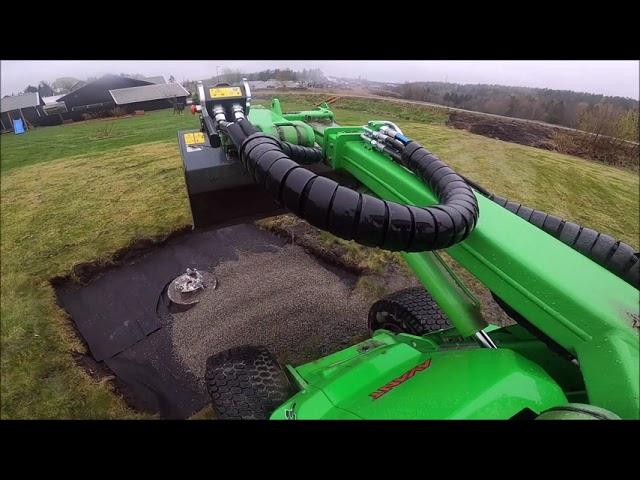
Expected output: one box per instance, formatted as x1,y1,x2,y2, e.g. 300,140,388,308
446,111,639,168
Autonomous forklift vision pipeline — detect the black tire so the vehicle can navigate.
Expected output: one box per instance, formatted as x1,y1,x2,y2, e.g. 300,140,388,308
368,287,453,336
535,403,621,420
204,345,294,420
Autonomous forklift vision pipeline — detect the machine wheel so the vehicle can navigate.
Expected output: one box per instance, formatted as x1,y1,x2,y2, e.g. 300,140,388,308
368,287,453,336
204,345,294,420
535,403,621,420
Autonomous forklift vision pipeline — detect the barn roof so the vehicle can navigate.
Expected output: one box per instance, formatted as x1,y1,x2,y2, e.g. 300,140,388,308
1,92,40,113
143,76,167,84
109,83,190,105
57,75,153,103
68,80,87,92
42,95,64,105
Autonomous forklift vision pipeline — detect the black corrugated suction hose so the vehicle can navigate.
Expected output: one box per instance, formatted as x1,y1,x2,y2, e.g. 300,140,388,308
460,174,639,289
229,123,478,252
491,193,639,289
278,141,324,165
224,119,324,164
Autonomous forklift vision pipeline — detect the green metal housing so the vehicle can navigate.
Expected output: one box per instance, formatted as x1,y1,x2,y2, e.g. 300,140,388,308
245,100,639,420
271,329,568,420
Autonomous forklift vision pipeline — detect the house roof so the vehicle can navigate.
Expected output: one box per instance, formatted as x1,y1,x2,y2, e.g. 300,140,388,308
109,83,190,105
68,80,87,93
144,76,166,84
1,92,40,113
42,95,64,105
57,75,153,103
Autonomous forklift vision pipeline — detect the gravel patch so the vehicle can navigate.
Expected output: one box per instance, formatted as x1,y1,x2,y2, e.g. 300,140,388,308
170,243,376,380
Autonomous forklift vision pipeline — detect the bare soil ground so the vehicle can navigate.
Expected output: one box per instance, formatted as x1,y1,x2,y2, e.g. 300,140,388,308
446,111,556,149
256,214,514,327
446,111,638,168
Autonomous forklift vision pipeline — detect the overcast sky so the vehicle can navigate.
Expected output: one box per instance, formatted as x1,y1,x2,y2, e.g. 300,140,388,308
1,60,638,99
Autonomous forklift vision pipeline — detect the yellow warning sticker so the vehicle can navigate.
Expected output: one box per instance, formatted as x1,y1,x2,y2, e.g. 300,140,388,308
183,132,205,145
209,86,242,98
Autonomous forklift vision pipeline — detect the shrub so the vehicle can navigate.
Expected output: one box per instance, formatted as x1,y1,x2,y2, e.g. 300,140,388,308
109,107,126,117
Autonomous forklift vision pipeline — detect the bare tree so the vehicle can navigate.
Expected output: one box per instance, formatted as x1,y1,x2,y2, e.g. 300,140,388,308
38,81,54,97
577,104,639,166
52,77,81,94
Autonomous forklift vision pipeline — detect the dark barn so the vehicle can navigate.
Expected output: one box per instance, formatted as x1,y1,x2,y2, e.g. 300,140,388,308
2,76,190,131
1,92,45,133
142,76,167,85
56,74,154,119
109,83,190,113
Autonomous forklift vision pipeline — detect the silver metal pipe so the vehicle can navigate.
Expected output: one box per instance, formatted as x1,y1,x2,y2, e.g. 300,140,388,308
375,121,404,136
213,104,227,124
378,125,396,137
475,330,498,349
360,134,402,161
376,131,392,143
242,78,252,115
360,134,382,151
363,126,405,152
232,104,245,120
361,129,376,141
362,126,389,143
197,81,208,117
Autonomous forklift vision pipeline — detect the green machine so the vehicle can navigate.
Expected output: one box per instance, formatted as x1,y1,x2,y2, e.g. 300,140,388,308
178,80,639,420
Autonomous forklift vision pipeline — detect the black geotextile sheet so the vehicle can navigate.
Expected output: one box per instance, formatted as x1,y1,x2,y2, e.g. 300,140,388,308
56,224,287,419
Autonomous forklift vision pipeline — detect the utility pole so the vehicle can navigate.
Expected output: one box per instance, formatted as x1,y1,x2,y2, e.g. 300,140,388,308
216,65,220,83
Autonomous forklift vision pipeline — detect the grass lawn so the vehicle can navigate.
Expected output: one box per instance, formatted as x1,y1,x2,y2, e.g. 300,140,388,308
1,110,198,418
1,103,638,418
1,110,200,173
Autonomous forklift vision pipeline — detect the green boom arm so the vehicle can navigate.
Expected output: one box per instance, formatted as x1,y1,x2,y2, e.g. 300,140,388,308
311,123,638,419
247,102,638,418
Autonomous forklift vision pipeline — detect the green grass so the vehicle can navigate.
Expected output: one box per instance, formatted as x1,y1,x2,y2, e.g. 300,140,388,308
403,123,639,247
1,101,638,418
255,94,448,126
0,110,199,173
1,109,198,418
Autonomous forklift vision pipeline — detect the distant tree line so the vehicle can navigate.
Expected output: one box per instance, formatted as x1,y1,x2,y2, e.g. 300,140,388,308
386,82,639,139
182,68,327,103
208,68,326,84
16,69,324,100
570,104,639,164
17,73,178,98
21,77,82,97
23,81,55,98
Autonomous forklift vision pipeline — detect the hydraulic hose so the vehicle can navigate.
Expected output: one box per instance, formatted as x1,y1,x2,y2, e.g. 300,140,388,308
278,142,324,165
226,121,479,252
222,119,323,165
